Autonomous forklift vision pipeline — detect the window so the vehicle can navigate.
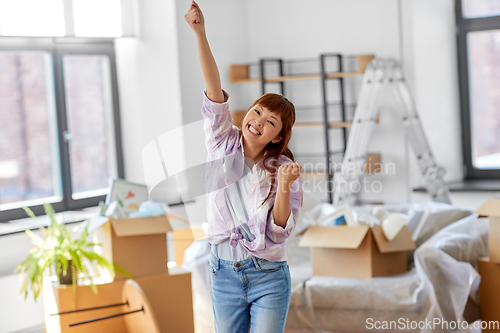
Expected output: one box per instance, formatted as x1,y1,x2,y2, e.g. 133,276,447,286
0,0,133,221
456,0,500,179
0,0,135,38
0,42,124,222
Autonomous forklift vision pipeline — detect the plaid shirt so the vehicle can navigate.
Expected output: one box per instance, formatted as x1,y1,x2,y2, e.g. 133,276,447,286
203,90,302,262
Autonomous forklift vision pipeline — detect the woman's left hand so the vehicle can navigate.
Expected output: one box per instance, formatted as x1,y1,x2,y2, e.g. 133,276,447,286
277,161,301,189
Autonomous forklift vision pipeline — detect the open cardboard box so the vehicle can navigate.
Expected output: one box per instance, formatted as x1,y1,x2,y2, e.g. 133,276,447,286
299,225,416,279
476,199,500,263
88,215,175,279
478,257,500,332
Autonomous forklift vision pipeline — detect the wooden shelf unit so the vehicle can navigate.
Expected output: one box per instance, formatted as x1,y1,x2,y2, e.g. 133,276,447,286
229,53,375,203
229,55,374,83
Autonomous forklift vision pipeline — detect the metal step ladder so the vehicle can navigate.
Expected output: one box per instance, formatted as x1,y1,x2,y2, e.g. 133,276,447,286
333,58,451,206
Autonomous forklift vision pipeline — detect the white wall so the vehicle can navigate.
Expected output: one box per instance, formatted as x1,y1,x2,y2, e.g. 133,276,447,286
405,0,463,184
175,0,410,204
174,0,250,223
0,0,186,331
175,0,250,125
115,0,184,184
0,274,44,333
172,0,464,205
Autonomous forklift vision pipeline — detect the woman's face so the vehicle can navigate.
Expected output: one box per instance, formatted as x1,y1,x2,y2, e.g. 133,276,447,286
242,104,283,146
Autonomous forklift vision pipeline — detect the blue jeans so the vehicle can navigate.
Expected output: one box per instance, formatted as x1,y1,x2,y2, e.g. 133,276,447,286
209,253,292,333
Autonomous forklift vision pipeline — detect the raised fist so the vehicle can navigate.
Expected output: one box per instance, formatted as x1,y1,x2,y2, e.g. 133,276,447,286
277,161,301,190
184,1,205,36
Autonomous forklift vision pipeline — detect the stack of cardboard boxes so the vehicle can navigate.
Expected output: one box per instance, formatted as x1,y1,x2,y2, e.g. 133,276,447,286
43,214,194,333
476,199,500,332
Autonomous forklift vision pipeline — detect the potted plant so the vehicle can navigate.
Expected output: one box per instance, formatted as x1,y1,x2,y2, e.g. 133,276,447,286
16,203,130,302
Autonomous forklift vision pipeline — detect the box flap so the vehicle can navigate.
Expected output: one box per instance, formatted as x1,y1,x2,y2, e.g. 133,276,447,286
110,215,173,237
371,225,416,253
298,226,370,249
87,216,110,234
475,199,500,218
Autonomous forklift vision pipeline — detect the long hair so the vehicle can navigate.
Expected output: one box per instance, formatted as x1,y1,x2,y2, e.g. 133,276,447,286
242,93,296,206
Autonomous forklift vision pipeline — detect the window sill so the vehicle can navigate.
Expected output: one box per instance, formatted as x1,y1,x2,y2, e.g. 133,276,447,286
413,179,500,193
0,207,100,237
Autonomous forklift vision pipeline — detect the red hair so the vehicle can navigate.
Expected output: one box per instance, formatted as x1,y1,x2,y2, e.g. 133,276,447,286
243,93,297,206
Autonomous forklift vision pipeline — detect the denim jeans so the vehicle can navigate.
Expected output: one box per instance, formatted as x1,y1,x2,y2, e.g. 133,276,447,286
209,253,292,333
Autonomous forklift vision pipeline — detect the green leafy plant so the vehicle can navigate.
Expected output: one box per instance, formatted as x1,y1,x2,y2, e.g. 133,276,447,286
16,203,131,302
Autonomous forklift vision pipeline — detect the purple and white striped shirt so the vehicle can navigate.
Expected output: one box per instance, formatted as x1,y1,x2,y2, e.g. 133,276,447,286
203,90,302,262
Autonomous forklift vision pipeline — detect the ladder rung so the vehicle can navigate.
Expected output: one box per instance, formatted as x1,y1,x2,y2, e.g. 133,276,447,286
294,151,344,158
293,122,352,128
265,71,363,82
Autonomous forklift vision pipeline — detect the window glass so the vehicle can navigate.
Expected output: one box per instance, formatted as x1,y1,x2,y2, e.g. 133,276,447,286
462,0,500,18
62,55,117,199
72,0,122,37
467,29,500,169
0,0,65,37
0,52,62,209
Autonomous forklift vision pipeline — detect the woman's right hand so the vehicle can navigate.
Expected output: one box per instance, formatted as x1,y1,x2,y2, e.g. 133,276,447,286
185,1,205,36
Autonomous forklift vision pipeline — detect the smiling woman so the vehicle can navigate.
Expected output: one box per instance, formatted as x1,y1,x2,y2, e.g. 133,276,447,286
185,2,302,332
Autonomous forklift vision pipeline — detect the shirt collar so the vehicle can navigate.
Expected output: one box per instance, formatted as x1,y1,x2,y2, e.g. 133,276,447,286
239,135,267,172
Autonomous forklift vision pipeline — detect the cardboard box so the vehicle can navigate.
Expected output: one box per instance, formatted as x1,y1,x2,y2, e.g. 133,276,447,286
363,153,381,174
229,64,249,83
88,215,173,279
43,277,127,333
478,257,500,332
43,272,194,333
173,228,207,266
298,225,416,279
134,272,194,333
476,199,500,263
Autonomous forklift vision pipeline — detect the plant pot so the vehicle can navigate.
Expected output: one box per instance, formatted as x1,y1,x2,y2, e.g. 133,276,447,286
58,260,75,285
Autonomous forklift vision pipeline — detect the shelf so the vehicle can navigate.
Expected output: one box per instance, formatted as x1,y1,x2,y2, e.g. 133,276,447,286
265,74,321,82
231,78,260,84
266,72,362,82
230,110,246,129
326,72,362,79
294,150,344,158
229,54,375,84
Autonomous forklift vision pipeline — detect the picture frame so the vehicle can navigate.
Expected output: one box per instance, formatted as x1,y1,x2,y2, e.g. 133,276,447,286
106,178,149,215
319,204,356,226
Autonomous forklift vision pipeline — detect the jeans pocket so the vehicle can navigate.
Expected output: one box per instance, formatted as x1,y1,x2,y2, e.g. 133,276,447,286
256,258,285,273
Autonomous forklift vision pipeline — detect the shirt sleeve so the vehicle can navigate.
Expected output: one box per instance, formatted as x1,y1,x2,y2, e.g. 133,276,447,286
201,89,239,152
266,175,302,244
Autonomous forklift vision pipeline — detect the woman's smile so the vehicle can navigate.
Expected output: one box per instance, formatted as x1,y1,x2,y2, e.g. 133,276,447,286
247,123,261,136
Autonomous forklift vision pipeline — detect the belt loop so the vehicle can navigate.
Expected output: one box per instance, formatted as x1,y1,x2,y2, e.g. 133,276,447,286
211,248,220,271
252,257,260,269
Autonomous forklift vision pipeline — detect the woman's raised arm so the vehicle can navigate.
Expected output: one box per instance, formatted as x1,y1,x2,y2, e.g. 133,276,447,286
185,1,225,103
